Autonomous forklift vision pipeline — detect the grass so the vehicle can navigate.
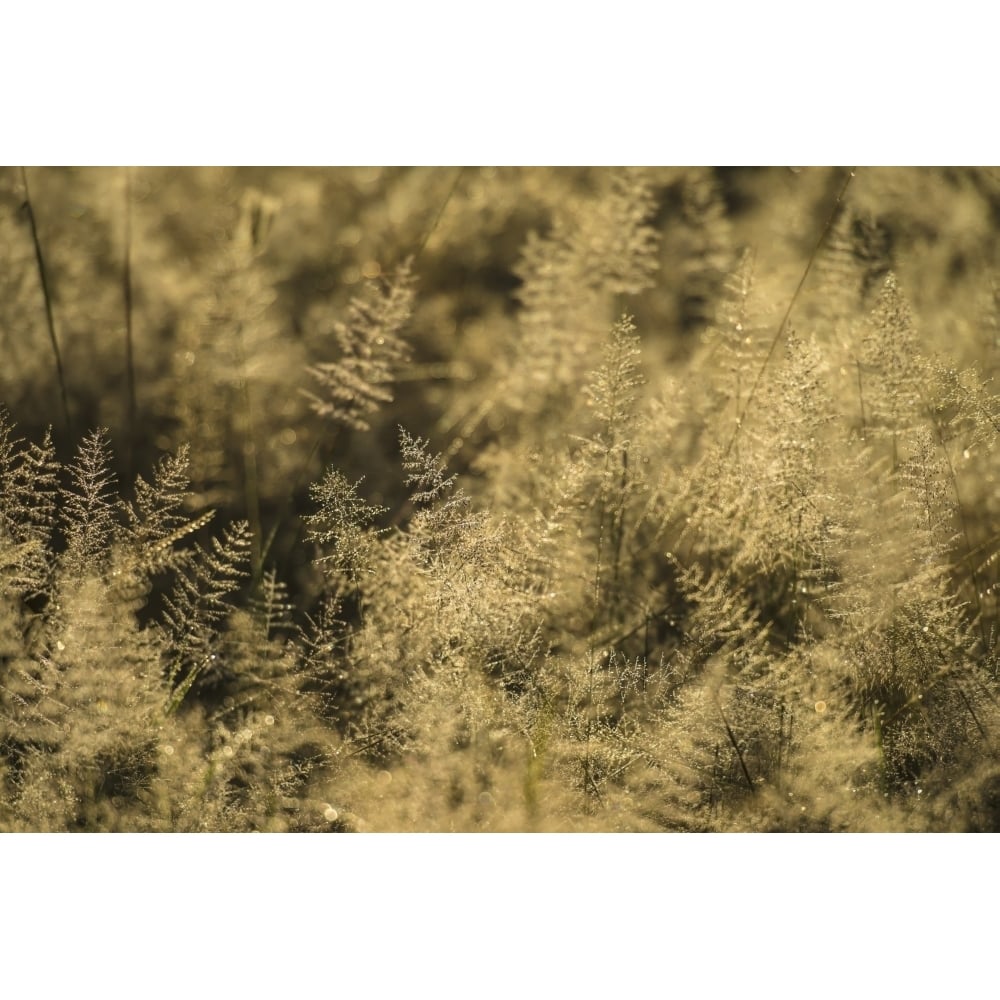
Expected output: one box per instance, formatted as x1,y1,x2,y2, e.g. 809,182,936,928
1,166,1000,832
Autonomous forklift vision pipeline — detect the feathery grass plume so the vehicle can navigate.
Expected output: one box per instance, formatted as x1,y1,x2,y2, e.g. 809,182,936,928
570,169,661,298
509,170,660,417
826,431,991,789
926,361,1000,637
896,427,958,565
631,370,693,557
515,322,674,817
636,343,837,820
487,316,656,660
856,273,926,466
120,443,192,548
398,427,482,567
301,465,407,750
306,469,387,593
940,362,1000,446
162,519,252,714
248,567,296,643
0,409,58,601
0,418,293,829
59,428,118,576
0,423,172,829
303,258,415,431
219,569,302,720
301,467,390,725
697,247,763,432
395,429,540,666
720,646,887,832
319,430,544,785
584,315,645,451
106,445,221,630
814,204,866,331
576,315,646,632
846,588,986,789
113,445,220,587
24,574,165,831
456,173,663,549
745,333,840,635
328,650,525,832
187,569,339,833
299,596,352,726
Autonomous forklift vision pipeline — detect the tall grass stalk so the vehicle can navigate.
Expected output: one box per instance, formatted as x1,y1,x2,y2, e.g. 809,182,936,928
19,166,72,438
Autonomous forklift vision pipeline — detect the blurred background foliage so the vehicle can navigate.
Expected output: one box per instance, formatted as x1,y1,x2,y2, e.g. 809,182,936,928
2,166,999,600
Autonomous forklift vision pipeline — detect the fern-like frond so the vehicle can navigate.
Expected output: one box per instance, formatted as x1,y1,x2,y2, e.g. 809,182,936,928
303,258,415,431
399,428,458,506
0,410,58,599
858,273,925,456
121,443,192,548
570,170,661,298
583,314,644,446
162,519,252,713
306,469,387,587
59,428,117,573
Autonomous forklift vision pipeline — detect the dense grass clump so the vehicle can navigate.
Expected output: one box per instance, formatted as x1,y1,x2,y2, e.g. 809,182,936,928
2,165,1000,831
